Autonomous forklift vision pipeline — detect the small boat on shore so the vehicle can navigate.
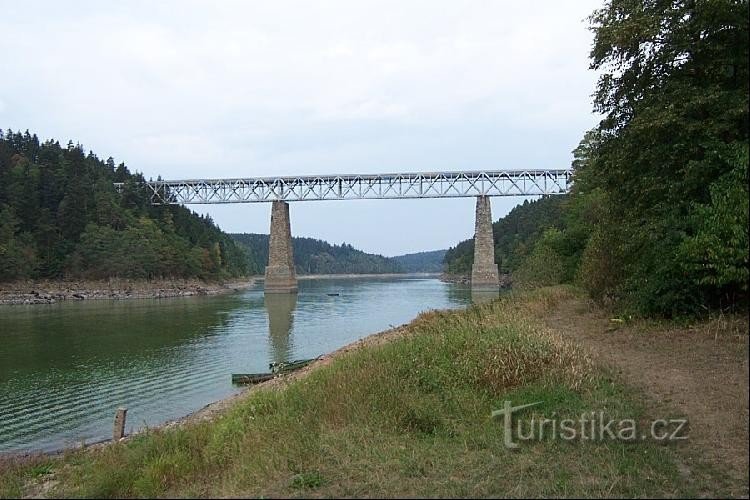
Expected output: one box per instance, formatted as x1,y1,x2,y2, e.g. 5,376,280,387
270,357,318,373
232,357,320,385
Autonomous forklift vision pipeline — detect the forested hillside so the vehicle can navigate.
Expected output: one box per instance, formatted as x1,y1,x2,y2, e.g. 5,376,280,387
0,130,249,281
0,133,441,283
445,0,749,317
390,249,446,273
443,197,566,277
231,233,402,275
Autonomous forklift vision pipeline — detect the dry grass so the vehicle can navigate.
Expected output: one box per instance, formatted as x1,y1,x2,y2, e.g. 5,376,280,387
1,286,731,498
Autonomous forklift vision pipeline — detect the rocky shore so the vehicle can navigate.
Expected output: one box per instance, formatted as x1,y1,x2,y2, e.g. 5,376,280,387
439,272,513,288
0,278,256,305
297,272,441,280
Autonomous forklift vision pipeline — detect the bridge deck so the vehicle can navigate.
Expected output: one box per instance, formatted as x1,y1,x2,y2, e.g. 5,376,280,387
117,170,571,205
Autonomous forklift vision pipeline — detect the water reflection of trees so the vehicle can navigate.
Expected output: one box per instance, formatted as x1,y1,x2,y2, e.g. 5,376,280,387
0,295,248,378
265,293,297,364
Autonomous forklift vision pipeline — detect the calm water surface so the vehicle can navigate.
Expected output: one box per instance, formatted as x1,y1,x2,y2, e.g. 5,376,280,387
0,277,482,453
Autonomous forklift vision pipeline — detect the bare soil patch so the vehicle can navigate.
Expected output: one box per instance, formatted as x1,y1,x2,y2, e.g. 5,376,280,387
543,296,749,495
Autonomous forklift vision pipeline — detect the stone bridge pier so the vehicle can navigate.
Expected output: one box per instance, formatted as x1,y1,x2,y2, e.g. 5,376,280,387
471,196,499,290
262,196,498,293
265,201,298,294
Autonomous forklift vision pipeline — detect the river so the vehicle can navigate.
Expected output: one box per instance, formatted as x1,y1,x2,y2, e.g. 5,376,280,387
0,277,494,453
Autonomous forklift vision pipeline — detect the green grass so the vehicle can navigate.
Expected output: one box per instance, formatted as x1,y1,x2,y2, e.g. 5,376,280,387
0,287,727,497
0,455,54,498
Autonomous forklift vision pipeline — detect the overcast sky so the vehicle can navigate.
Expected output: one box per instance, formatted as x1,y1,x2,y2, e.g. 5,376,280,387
1,0,601,256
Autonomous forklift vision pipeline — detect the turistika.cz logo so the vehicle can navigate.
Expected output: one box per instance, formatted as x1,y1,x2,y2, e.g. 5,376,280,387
492,400,689,449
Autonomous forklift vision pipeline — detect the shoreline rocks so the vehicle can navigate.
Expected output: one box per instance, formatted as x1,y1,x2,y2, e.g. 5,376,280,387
0,279,256,306
439,272,513,288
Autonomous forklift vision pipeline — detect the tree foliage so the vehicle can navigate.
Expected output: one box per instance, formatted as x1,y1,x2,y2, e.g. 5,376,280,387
0,130,249,281
444,0,748,316
443,196,568,276
231,233,404,275
578,0,749,315
390,250,446,273
678,143,749,293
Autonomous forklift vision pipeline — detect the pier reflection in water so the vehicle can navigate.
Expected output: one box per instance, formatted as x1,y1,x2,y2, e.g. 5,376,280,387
265,293,297,364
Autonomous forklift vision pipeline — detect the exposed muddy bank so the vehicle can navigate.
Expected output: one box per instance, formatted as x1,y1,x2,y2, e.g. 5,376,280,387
0,278,256,305
296,272,440,280
0,273,443,306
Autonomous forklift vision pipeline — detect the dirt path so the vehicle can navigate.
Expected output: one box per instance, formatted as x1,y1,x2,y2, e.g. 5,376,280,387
544,296,749,495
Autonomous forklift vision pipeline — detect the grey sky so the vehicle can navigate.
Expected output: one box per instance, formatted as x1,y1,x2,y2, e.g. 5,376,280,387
0,0,601,256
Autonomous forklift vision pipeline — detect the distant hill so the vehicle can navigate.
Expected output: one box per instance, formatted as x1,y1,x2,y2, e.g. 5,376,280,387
443,196,566,276
231,233,446,275
390,250,446,273
231,233,402,275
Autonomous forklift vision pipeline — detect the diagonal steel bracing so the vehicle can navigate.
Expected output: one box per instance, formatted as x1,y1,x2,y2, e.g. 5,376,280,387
115,170,571,205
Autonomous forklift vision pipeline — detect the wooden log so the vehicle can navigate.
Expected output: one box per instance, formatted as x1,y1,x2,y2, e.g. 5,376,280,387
232,357,318,385
113,407,127,441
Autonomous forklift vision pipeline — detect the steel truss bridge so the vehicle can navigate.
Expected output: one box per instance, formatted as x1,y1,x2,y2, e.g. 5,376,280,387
119,170,572,205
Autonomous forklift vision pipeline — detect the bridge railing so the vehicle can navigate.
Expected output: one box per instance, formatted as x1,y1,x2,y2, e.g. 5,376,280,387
116,170,571,205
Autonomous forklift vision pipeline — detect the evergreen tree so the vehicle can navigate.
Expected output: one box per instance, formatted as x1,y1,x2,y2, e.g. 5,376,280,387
0,131,251,281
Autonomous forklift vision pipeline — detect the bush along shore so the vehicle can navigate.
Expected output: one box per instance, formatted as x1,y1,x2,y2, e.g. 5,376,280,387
0,279,256,305
2,286,743,498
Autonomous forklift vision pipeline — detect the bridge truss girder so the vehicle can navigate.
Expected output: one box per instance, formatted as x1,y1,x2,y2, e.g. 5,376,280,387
116,170,571,205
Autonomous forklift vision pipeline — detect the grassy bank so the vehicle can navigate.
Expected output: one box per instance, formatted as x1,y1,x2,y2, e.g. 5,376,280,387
0,287,733,498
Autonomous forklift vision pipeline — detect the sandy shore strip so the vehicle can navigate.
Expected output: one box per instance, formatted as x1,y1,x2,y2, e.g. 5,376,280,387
0,278,256,305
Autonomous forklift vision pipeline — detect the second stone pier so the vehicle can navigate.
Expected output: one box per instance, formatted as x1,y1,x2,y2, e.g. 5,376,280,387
471,195,499,290
265,200,298,294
